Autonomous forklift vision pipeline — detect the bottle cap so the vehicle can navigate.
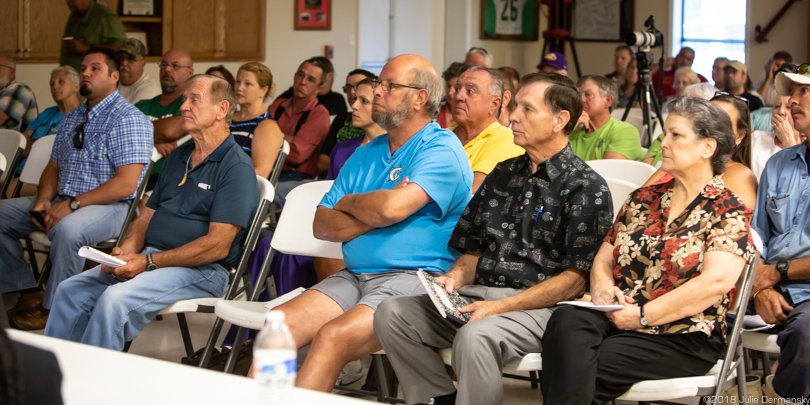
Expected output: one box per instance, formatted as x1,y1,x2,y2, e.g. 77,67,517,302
265,310,285,323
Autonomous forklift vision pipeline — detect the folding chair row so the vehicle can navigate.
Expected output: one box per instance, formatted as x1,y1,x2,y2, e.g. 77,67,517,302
0,128,27,199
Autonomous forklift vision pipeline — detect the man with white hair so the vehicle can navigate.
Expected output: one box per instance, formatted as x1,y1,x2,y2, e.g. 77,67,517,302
465,47,493,67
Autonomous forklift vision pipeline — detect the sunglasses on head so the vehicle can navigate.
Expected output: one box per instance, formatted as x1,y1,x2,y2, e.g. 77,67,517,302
73,122,86,149
711,91,750,108
792,63,810,75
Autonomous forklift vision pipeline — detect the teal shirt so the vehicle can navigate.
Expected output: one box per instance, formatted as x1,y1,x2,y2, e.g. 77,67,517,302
61,2,126,71
569,117,644,161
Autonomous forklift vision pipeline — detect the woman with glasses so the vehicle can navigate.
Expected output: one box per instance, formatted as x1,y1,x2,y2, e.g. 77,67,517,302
231,62,284,179
541,97,756,403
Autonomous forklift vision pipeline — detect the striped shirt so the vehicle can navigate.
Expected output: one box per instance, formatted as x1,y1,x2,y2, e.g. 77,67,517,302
51,90,153,199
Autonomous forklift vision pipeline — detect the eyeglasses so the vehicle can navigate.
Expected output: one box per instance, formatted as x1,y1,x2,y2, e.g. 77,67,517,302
342,84,356,94
73,122,86,149
371,79,424,93
158,62,192,71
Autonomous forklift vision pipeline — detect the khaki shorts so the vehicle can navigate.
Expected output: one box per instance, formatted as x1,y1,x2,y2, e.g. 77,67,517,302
310,269,425,311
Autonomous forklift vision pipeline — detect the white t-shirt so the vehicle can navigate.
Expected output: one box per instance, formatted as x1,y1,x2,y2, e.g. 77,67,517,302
751,130,782,181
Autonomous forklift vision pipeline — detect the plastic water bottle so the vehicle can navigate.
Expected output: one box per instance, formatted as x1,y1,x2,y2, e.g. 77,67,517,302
252,310,297,402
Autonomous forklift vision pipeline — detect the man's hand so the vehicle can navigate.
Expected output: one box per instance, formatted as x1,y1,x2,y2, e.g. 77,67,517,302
754,288,794,324
772,113,800,148
155,142,178,158
102,252,148,281
459,299,510,322
434,274,462,294
606,303,643,330
576,112,594,133
44,200,72,230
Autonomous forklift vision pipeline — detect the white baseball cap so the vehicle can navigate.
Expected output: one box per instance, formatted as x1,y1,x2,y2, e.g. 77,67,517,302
775,66,810,96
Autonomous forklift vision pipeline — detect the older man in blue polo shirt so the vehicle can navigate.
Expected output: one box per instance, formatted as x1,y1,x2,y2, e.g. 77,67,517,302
0,47,152,330
268,54,472,392
44,74,258,350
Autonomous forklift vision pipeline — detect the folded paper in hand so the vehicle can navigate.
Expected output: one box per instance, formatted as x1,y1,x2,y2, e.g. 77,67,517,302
78,246,126,268
557,300,624,312
417,270,473,326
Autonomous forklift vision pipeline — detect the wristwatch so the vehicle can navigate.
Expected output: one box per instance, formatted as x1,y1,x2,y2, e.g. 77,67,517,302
146,254,158,271
776,261,790,282
69,197,81,211
639,305,650,327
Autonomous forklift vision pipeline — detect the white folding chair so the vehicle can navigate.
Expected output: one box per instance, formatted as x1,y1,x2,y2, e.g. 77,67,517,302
587,159,657,187
144,176,275,358
439,348,543,389
741,229,780,377
605,178,638,220
268,140,290,187
0,129,27,198
0,152,6,179
10,135,55,198
616,229,764,403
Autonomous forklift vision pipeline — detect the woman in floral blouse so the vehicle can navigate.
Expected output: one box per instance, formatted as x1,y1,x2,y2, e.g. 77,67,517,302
541,97,756,403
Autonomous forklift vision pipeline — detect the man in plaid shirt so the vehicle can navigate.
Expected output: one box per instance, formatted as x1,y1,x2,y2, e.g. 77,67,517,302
0,47,152,330
0,54,38,131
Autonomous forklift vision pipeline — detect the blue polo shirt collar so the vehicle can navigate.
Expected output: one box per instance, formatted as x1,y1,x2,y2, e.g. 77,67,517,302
177,134,237,167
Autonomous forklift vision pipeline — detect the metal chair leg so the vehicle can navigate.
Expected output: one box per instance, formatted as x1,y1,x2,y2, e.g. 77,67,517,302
177,313,195,358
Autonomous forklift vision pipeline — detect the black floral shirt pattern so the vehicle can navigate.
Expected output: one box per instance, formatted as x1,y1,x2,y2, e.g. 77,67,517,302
449,146,614,289
606,176,755,338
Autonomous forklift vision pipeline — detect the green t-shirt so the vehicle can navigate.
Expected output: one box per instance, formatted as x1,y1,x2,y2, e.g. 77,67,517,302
61,2,126,71
569,117,644,161
644,132,665,166
135,95,185,175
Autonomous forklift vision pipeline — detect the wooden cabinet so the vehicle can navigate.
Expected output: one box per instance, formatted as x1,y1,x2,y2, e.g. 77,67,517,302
0,0,71,62
168,0,265,61
1,0,264,63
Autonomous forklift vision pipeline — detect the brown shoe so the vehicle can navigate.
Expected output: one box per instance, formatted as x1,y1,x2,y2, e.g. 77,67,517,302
11,306,50,330
11,290,44,311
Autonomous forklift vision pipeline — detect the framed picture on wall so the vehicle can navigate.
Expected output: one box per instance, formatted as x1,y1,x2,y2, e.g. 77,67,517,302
480,0,539,41
573,0,633,42
294,0,331,31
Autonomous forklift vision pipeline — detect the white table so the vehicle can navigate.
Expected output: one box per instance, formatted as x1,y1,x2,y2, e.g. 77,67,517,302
9,330,373,405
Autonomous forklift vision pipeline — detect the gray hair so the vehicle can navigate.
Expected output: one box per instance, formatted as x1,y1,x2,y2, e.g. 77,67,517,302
409,66,443,118
682,83,718,100
466,47,493,67
51,65,79,84
666,97,735,175
464,66,505,100
577,75,617,100
187,74,237,124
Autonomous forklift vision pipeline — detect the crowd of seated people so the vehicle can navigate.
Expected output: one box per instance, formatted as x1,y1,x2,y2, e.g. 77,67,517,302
3,31,810,404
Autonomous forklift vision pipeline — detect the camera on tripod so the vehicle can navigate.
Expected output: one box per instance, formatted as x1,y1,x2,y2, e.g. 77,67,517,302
625,15,664,51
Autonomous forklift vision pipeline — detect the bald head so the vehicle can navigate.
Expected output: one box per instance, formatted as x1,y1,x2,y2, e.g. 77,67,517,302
382,54,443,117
159,49,194,95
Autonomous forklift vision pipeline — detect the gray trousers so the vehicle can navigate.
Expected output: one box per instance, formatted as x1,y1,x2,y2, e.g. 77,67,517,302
374,288,554,405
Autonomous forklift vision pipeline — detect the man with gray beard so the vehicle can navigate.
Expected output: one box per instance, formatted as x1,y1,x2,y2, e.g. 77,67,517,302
264,54,473,392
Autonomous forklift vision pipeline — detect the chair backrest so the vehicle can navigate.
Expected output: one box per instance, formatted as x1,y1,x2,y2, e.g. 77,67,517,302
267,140,290,187
0,152,6,179
0,129,26,197
605,177,637,220
14,135,56,195
270,180,343,259
588,159,657,187
113,160,156,247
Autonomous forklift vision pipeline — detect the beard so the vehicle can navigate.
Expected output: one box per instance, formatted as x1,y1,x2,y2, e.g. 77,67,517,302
373,95,412,130
160,77,177,94
79,83,91,97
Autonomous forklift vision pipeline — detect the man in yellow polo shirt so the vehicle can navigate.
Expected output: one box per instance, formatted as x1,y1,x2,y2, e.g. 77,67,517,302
452,67,524,192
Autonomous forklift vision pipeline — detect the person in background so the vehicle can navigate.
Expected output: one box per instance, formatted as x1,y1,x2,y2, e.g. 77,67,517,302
60,0,125,72
205,65,235,89
0,54,38,132
570,75,643,161
724,61,764,112
117,38,160,104
279,57,347,117
672,67,701,99
752,63,798,133
751,93,803,180
757,51,793,107
712,57,730,91
606,45,633,89
615,59,639,109
497,66,520,93
652,47,708,100
464,47,492,68
437,62,470,129
497,66,518,127
231,62,284,179
537,52,568,76
543,97,755,404
319,69,376,174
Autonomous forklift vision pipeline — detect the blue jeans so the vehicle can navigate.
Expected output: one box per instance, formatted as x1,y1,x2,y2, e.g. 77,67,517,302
44,247,228,350
0,196,128,308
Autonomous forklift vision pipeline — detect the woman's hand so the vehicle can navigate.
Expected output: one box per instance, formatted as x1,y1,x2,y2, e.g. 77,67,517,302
606,304,643,330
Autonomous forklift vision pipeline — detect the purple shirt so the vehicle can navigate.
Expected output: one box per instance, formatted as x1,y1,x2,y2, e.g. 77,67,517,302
326,136,364,180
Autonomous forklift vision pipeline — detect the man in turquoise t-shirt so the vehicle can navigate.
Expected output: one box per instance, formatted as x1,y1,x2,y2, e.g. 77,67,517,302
268,54,473,393
570,75,643,161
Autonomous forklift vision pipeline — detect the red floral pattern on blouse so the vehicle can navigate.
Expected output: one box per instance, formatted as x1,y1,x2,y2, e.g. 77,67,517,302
605,176,755,338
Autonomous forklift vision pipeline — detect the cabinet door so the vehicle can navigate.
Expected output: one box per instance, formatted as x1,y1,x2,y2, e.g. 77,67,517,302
25,0,71,61
170,0,217,56
222,0,264,59
0,0,21,57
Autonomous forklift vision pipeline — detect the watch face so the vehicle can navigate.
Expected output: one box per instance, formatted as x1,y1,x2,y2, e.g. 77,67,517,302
70,200,79,210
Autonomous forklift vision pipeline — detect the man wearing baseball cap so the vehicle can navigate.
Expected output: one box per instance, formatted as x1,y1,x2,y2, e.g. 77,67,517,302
118,38,160,104
723,60,764,111
537,52,568,76
752,63,810,401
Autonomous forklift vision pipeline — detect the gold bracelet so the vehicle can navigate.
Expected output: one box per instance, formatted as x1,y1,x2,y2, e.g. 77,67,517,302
751,288,771,301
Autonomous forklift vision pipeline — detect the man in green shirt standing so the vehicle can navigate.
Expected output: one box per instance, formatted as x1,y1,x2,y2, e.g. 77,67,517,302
61,0,126,71
569,75,643,161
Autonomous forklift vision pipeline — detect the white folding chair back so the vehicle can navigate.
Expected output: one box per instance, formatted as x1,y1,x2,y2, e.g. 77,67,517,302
605,178,637,220
587,159,657,187
0,129,26,197
0,152,6,178
270,180,343,259
18,135,56,189
267,140,290,187
617,230,763,402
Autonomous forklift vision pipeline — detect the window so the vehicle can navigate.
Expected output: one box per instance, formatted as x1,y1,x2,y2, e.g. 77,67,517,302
673,0,747,81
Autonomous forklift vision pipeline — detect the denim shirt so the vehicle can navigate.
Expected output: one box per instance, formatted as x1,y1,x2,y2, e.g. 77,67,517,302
753,143,810,305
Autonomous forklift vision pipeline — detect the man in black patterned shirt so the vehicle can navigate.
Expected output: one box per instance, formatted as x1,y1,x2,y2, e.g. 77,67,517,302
375,73,614,405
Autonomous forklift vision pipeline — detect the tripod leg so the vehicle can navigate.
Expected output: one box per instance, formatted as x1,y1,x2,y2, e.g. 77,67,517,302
567,38,582,78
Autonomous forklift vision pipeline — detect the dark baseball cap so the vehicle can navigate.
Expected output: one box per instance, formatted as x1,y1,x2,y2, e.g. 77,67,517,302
119,38,147,59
